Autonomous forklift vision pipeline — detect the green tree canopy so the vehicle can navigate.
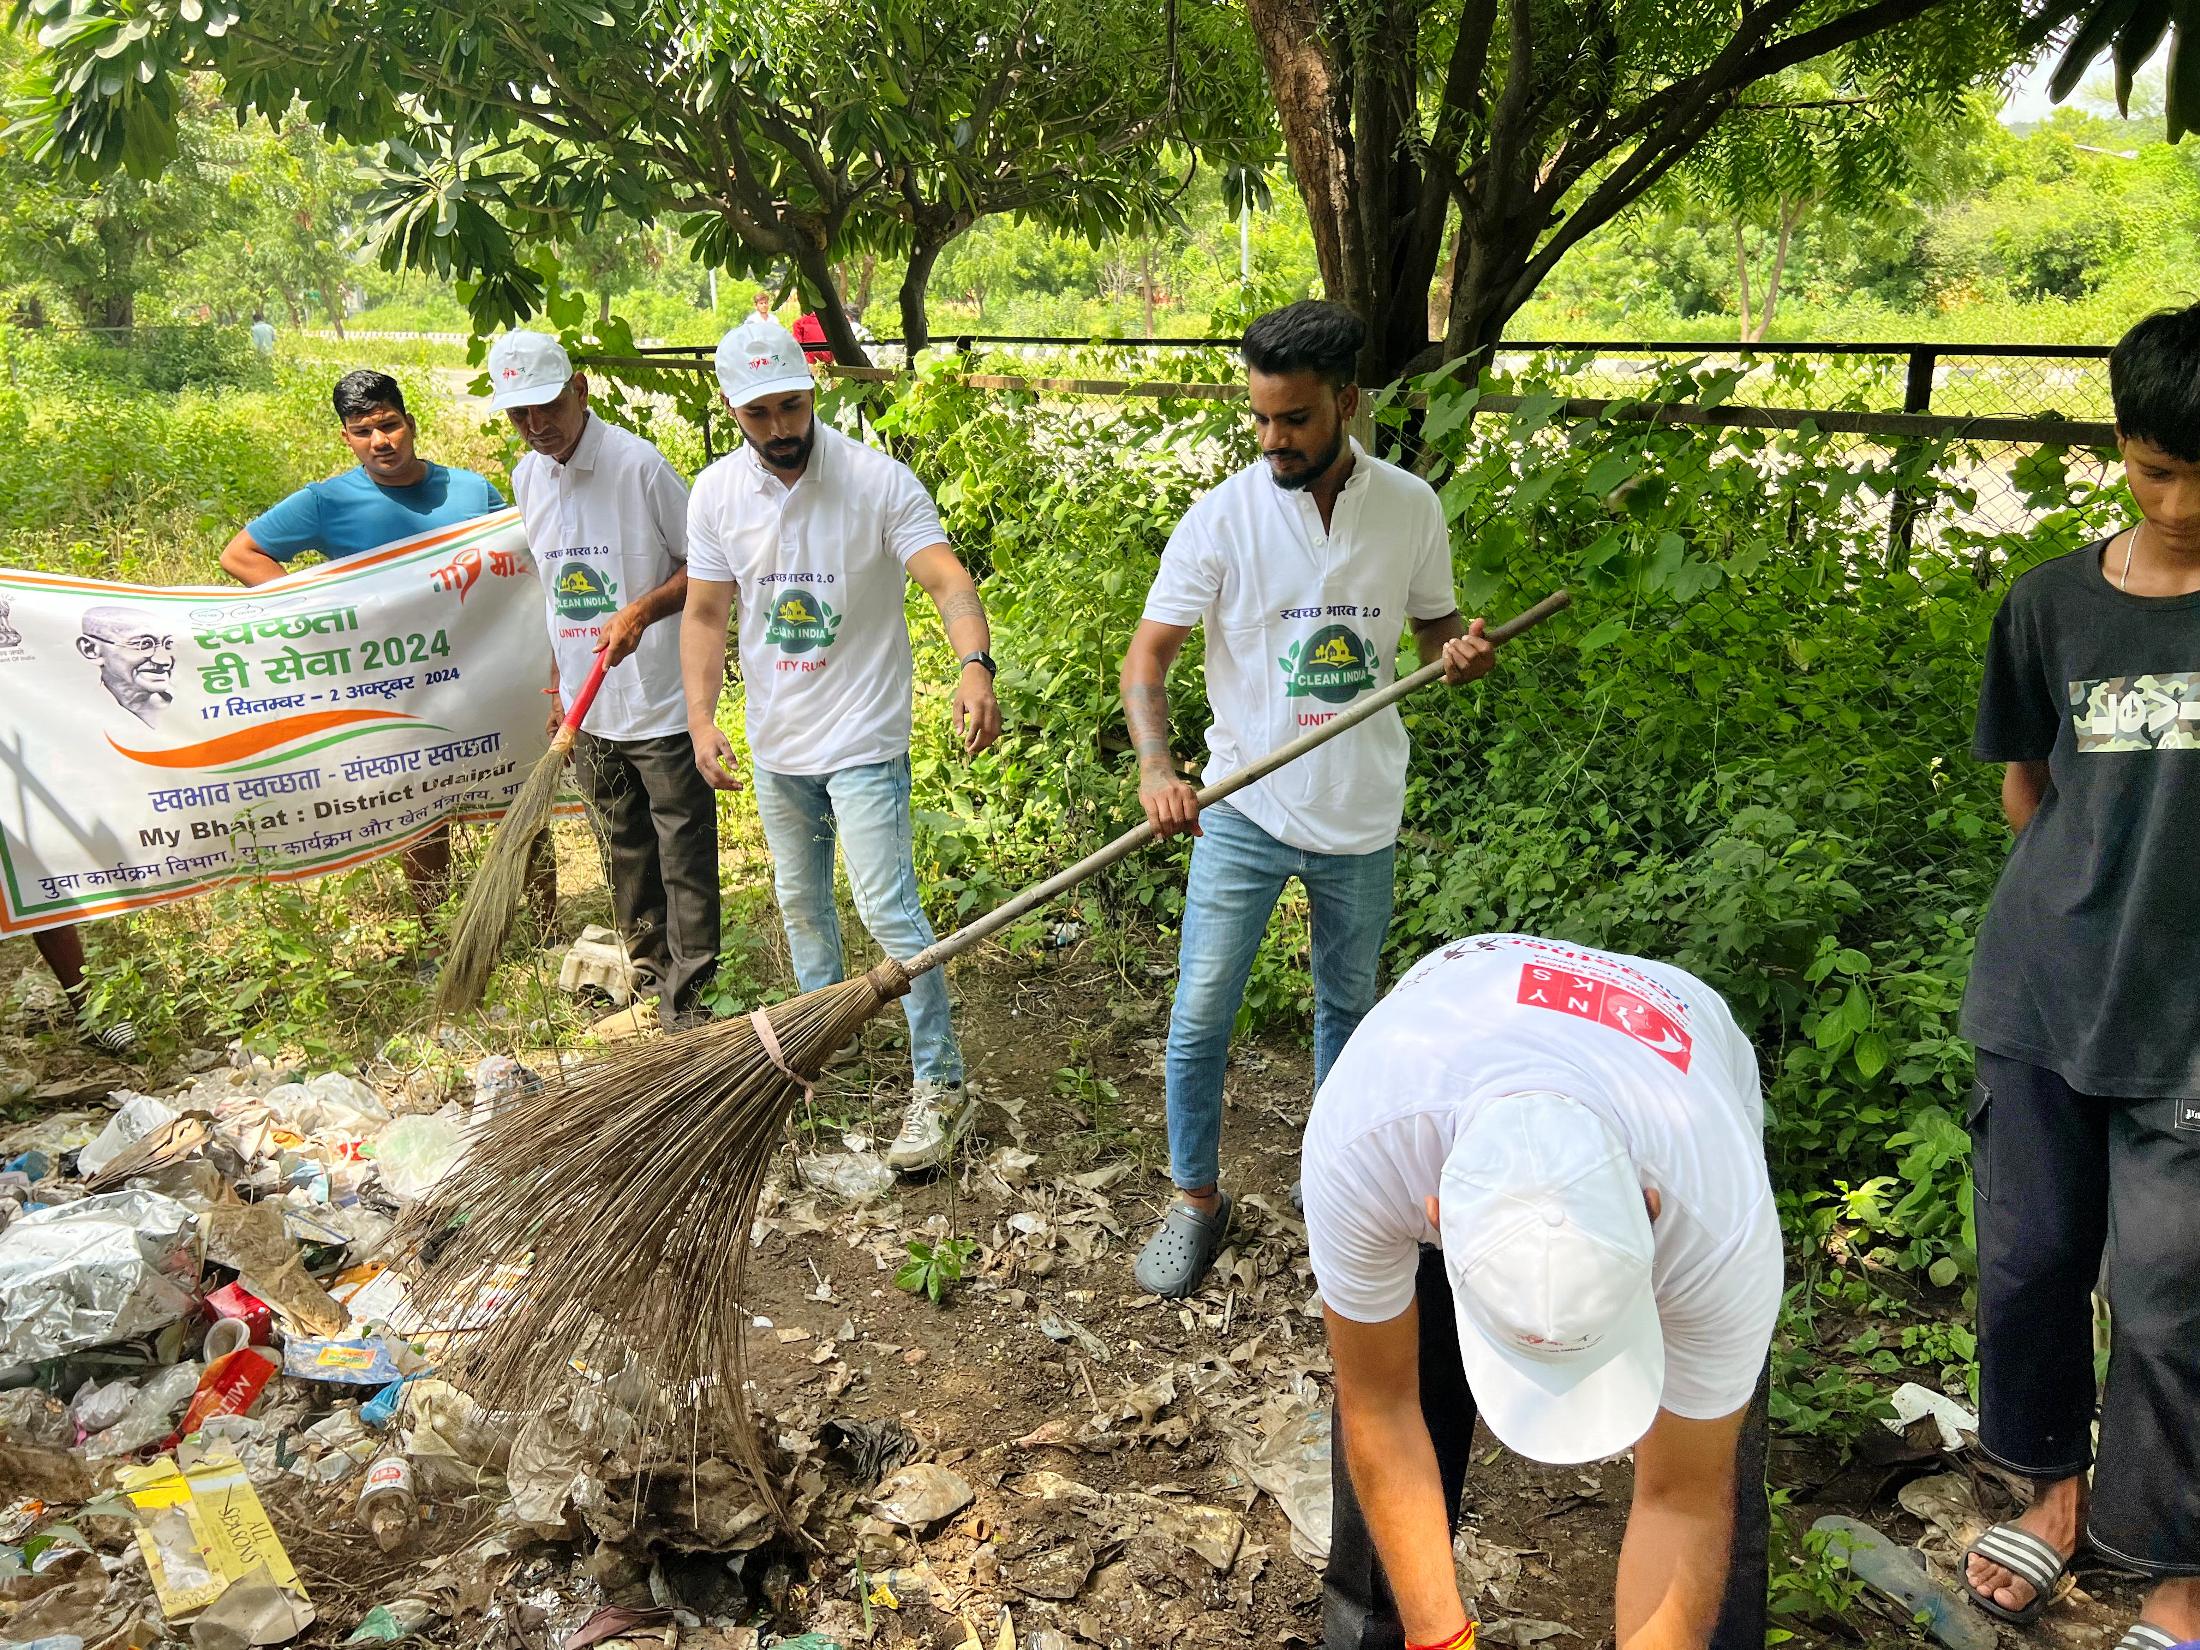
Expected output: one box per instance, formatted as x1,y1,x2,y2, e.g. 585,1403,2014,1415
10,0,1274,359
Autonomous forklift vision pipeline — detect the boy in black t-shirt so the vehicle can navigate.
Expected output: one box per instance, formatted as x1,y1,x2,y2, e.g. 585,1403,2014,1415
1960,303,2200,1650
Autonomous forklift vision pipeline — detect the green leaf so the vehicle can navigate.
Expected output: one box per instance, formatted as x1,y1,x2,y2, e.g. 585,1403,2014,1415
1853,1030,1891,1081
1927,1257,1959,1288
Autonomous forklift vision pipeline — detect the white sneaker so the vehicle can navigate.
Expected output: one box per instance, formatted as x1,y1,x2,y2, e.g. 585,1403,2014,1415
886,1080,974,1173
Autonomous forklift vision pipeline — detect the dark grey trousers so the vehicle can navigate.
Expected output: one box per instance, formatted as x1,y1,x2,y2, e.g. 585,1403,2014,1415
1323,1247,1771,1650
574,730,721,1013
1971,1049,2200,1576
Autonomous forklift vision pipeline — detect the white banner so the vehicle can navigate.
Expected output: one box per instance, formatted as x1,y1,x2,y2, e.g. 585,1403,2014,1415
0,511,553,935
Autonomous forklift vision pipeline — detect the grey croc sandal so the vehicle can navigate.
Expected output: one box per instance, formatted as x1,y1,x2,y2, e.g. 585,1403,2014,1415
1962,1521,2073,1624
1134,1193,1233,1299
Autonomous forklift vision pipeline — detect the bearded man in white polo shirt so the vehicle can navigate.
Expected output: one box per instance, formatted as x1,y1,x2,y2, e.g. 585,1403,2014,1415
681,318,1001,1173
1304,933,1782,1650
1119,299,1494,1297
487,330,721,1021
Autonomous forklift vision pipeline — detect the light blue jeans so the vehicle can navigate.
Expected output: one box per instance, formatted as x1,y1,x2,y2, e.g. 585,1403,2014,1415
750,756,962,1086
1164,802,1395,1190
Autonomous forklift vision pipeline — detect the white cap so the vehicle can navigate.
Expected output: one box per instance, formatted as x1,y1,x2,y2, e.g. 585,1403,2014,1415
1439,1091,1664,1465
714,318,814,407
486,332,575,411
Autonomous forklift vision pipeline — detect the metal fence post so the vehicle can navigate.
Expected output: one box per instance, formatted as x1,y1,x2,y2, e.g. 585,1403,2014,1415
1887,348,1936,570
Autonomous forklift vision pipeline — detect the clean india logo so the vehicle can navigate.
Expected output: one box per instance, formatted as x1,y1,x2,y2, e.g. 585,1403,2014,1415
554,564,620,619
765,593,842,655
1279,625,1376,704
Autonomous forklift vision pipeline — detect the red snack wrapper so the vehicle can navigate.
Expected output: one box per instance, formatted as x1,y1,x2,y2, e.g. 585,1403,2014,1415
169,1347,278,1445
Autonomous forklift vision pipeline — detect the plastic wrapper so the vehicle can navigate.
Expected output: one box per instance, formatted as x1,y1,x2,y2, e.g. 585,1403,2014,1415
118,1453,311,1625
283,1337,405,1386
173,1348,279,1442
0,1188,199,1364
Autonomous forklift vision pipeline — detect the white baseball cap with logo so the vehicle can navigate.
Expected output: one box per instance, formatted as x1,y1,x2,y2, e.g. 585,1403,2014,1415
1438,1090,1665,1465
485,331,576,411
714,317,815,407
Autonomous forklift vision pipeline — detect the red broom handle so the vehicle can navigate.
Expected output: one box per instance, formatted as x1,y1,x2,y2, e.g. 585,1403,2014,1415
551,654,612,757
900,590,1571,979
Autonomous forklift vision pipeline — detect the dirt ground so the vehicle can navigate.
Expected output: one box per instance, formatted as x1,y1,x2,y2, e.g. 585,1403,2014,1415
0,903,2158,1650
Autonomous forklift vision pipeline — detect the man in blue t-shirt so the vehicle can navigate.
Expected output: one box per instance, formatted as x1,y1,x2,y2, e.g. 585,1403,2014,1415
220,370,510,935
222,369,505,577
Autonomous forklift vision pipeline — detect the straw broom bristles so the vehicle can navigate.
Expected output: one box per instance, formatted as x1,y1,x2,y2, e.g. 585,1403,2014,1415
433,740,569,1019
392,960,910,1485
435,655,610,1020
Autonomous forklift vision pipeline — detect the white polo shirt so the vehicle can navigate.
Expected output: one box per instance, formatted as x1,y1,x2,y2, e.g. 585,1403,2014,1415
1302,934,1783,1424
511,415,691,743
687,421,947,777
1142,441,1458,856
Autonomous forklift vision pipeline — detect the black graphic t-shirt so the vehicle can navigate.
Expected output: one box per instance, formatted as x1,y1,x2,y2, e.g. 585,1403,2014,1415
1962,537,2200,1098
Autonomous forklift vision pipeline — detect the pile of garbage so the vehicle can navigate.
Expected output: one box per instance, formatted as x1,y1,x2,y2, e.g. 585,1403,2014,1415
0,1044,767,1650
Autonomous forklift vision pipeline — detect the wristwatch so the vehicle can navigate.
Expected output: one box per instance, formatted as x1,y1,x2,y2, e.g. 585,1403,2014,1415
959,650,997,677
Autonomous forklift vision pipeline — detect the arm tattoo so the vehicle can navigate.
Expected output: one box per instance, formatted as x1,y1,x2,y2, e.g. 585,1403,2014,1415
940,589,985,627
1124,679,1173,765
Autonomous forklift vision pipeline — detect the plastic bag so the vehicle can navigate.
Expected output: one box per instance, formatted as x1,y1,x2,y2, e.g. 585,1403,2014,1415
368,1113,469,1201
83,1360,203,1458
75,1094,182,1178
70,1375,141,1434
795,1151,896,1203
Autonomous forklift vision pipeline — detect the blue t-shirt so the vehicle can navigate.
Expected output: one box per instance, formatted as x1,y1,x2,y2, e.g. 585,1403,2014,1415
246,464,507,563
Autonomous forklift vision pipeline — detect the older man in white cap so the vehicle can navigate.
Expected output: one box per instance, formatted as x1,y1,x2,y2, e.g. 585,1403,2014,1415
1302,932,1782,1650
680,317,1000,1172
488,329,721,1020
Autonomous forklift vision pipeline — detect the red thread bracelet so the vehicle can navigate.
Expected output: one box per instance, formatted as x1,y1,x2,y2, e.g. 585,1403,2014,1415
1407,1624,1477,1650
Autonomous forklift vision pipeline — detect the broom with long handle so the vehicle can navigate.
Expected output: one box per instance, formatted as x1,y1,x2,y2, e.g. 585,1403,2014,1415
395,591,1571,1483
433,651,613,1018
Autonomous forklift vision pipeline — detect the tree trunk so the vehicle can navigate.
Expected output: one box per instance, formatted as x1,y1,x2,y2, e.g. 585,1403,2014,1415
898,236,949,354
1244,0,1363,320
786,237,871,366
1141,244,1156,337
853,253,877,318
86,290,134,331
1751,204,1799,342
598,288,613,330
1734,220,1754,343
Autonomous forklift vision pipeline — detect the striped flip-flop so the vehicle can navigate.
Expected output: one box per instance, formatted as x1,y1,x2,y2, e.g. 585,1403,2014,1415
2113,1625,2185,1650
1961,1521,2071,1624
80,1018,139,1056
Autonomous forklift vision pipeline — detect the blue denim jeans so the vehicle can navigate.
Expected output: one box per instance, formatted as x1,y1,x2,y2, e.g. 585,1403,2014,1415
1164,802,1396,1190
750,756,962,1086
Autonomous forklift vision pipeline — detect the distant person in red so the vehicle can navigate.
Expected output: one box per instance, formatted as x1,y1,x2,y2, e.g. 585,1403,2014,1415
792,310,832,364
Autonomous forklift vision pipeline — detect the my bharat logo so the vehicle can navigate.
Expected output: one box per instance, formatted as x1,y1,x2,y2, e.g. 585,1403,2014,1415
1278,624,1376,704
554,563,619,620
764,593,840,655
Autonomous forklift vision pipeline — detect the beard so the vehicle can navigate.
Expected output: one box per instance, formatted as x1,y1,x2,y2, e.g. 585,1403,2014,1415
760,422,817,473
1267,425,1345,491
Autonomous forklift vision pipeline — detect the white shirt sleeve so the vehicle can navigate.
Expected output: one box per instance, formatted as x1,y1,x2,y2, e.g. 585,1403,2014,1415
1302,1115,1441,1324
883,463,948,566
686,471,733,583
1142,508,1220,628
1406,490,1460,622
1656,1198,1783,1420
647,454,691,566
